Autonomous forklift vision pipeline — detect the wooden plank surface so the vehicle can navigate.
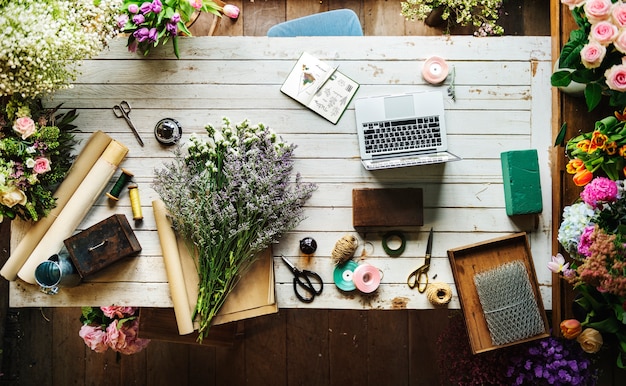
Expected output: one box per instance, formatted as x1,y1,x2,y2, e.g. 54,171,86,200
7,35,553,311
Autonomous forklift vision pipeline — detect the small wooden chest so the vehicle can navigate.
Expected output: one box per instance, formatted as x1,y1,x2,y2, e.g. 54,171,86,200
64,214,142,278
352,188,423,230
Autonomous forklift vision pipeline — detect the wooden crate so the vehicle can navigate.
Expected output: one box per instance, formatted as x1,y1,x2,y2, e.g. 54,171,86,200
447,233,549,354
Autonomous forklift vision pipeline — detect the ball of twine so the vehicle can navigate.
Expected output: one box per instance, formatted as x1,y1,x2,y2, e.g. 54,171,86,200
332,234,359,265
426,282,452,306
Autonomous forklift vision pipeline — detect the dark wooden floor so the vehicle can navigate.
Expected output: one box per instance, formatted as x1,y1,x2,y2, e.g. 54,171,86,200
5,1,620,385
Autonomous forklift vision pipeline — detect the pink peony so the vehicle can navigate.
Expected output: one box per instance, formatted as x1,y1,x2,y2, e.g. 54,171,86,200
100,305,136,319
79,325,108,353
33,157,51,174
590,20,619,45
580,41,607,68
580,176,618,207
13,117,36,139
605,61,626,91
585,0,613,23
577,225,596,256
561,0,586,10
612,2,626,27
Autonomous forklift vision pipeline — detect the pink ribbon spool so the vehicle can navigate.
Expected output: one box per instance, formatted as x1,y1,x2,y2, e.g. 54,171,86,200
422,56,449,84
353,263,382,293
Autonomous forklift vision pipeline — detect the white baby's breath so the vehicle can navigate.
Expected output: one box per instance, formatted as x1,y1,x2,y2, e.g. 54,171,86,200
0,0,122,99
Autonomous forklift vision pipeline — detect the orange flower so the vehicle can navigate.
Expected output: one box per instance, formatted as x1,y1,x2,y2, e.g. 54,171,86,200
573,168,593,186
620,145,626,157
616,107,626,121
589,131,608,153
560,319,582,339
576,139,592,153
566,158,585,174
605,141,617,155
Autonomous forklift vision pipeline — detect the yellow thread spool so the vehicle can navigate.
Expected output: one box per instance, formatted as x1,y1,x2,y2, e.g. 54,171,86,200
128,184,143,221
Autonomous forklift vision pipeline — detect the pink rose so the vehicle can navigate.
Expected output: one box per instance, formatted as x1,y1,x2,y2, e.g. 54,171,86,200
605,62,626,91
614,29,626,53
100,305,136,319
590,20,618,45
612,3,626,27
580,41,606,69
116,319,150,355
585,0,613,23
561,0,586,10
33,157,51,174
13,117,36,139
79,325,108,353
105,320,128,352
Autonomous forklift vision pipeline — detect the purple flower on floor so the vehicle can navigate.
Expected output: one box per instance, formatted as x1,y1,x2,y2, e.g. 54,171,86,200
117,14,129,28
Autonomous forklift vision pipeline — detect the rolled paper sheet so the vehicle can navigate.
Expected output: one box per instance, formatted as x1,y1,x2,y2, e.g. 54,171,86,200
17,140,128,284
152,199,195,335
1,131,112,281
422,56,449,84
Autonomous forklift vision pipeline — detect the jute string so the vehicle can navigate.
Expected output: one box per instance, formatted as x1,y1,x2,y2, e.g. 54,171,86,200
332,234,358,265
426,282,452,306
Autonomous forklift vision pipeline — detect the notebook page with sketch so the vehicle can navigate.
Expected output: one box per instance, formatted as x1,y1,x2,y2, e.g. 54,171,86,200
355,91,461,170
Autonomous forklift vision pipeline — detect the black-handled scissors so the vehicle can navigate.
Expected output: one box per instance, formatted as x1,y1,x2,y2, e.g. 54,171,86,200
281,255,323,303
407,227,433,293
113,101,144,146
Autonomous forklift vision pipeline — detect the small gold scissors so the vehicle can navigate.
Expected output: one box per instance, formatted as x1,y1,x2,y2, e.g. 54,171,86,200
113,101,144,146
407,227,433,293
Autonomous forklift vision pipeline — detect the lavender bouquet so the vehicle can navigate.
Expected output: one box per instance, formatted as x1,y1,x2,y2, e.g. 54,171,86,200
153,118,316,341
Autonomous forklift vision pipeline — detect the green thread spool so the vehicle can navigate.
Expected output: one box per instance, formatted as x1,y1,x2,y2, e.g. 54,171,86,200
106,168,133,201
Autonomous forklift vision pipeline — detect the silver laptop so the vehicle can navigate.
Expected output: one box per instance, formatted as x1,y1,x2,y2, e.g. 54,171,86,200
355,91,461,170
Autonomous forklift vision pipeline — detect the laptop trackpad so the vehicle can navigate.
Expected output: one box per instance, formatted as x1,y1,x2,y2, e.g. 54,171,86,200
384,94,415,119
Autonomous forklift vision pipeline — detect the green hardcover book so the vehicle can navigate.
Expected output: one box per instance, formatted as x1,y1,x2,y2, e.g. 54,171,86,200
501,150,543,216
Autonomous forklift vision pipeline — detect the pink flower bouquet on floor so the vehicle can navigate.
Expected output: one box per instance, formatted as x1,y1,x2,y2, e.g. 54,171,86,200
79,306,150,355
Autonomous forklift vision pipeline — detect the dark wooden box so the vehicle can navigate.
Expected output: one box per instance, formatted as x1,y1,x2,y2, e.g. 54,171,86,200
447,233,549,354
352,188,423,230
64,214,141,278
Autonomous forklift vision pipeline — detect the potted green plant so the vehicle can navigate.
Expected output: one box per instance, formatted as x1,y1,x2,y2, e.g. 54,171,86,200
400,0,506,36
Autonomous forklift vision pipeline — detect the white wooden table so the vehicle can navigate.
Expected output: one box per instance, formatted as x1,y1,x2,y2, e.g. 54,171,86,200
9,36,553,310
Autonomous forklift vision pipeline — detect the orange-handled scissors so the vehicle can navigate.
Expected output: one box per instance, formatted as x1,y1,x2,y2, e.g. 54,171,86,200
407,227,433,293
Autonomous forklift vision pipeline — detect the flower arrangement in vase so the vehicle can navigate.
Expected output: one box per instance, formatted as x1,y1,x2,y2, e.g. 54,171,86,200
399,0,506,36
117,0,223,58
552,0,626,112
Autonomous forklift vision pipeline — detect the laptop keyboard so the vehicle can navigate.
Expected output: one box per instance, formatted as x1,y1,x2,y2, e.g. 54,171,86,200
362,116,442,155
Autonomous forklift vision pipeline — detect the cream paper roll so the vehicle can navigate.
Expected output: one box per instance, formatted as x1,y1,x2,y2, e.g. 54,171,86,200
152,199,195,335
1,131,112,281
16,140,128,284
